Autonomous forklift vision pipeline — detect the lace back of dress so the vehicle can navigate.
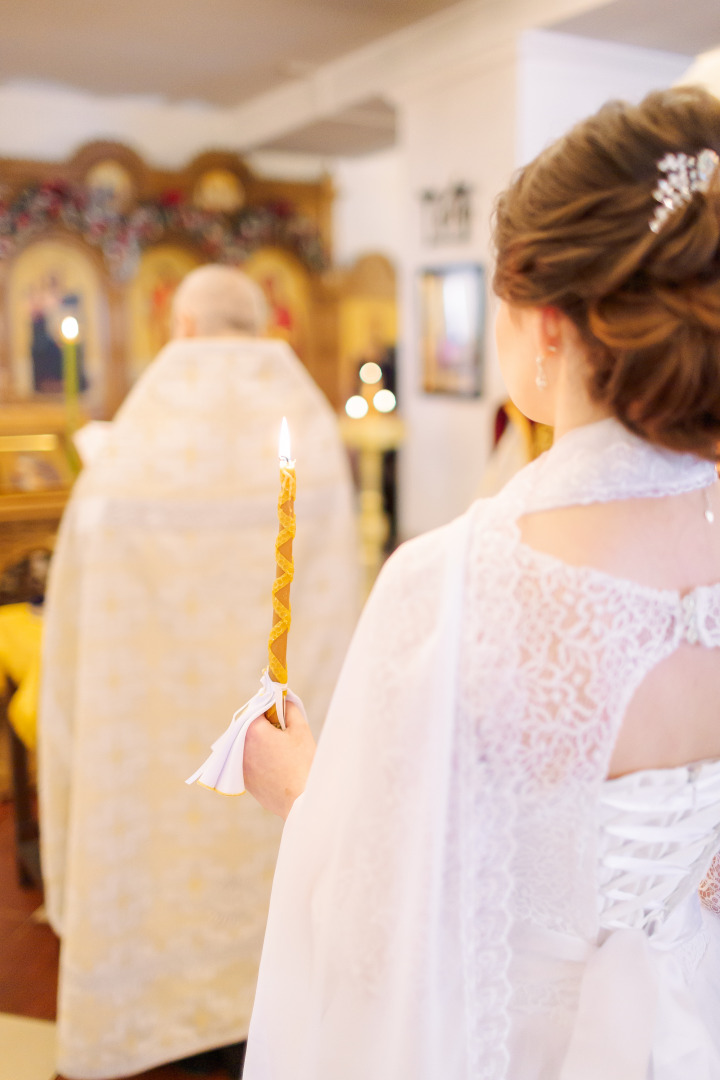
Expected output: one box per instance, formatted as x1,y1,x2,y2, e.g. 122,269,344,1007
457,420,720,1076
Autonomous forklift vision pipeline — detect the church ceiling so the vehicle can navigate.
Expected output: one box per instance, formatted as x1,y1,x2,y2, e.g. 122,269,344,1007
0,0,465,106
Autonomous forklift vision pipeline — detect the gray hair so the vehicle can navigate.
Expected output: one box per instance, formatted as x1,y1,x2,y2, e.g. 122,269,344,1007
172,264,268,337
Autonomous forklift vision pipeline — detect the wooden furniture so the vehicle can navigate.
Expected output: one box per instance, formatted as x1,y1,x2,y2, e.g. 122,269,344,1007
0,402,67,868
0,403,72,575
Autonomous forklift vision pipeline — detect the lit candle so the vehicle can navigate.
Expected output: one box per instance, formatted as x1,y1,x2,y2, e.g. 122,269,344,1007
266,417,296,728
60,315,82,474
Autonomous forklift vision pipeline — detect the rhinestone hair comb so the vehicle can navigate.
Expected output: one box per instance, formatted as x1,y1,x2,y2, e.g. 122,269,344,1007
649,148,720,234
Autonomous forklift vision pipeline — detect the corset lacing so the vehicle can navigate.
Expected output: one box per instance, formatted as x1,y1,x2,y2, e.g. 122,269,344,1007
598,761,720,934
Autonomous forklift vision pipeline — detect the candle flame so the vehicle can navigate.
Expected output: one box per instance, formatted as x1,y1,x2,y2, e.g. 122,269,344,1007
60,315,80,342
278,416,292,462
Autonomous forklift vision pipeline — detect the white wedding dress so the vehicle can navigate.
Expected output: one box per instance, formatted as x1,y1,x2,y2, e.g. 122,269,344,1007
245,419,720,1080
508,763,720,1079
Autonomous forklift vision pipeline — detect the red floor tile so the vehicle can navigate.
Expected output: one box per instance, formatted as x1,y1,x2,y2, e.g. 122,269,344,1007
0,799,59,1022
0,917,59,1020
0,799,43,916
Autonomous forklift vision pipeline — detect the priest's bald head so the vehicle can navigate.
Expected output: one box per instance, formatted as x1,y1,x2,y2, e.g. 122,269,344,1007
172,264,268,339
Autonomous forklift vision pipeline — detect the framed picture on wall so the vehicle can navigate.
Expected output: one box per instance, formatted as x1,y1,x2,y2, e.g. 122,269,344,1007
419,263,484,397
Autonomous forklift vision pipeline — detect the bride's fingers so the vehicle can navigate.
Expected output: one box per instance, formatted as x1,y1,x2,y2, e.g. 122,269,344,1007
245,700,316,819
283,699,308,730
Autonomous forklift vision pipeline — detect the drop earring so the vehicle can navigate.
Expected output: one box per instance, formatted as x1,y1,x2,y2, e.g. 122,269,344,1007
535,355,548,390
704,485,715,524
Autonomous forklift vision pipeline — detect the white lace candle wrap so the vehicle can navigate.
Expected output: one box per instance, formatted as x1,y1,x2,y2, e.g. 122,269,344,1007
186,671,305,795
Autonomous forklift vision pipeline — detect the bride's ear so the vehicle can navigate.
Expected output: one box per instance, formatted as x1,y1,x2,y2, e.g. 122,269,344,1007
538,307,564,357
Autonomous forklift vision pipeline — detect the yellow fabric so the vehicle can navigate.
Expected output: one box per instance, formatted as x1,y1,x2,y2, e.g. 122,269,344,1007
0,604,42,749
504,400,553,461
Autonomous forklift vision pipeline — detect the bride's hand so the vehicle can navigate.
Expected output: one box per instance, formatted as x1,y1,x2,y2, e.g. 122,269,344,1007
244,700,316,820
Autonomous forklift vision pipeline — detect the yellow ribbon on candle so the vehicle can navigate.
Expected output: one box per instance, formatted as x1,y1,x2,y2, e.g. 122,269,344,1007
268,466,296,684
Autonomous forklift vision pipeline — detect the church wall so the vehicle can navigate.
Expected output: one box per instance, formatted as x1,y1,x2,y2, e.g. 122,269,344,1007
396,47,518,541
0,83,239,168
332,149,406,270
394,31,695,541
518,30,692,166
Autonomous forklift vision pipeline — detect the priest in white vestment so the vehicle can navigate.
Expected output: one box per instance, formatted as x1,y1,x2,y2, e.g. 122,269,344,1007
38,265,359,1079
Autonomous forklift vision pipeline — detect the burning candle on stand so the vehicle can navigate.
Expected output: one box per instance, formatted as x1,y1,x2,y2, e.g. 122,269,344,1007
60,314,82,474
61,315,81,428
266,417,296,728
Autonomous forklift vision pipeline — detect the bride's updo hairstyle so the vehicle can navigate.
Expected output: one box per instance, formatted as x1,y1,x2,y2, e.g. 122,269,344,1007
493,86,720,460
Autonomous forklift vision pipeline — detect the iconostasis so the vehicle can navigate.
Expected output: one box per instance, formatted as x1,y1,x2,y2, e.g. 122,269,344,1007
0,144,401,804
0,140,338,421
0,144,401,574
0,141,354,589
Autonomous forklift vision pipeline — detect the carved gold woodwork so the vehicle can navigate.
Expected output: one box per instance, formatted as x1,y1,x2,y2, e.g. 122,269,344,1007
336,253,397,405
0,141,341,414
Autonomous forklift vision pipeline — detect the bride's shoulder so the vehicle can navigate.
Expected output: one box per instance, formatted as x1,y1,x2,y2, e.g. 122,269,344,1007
378,517,461,585
381,477,529,582
367,457,548,614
